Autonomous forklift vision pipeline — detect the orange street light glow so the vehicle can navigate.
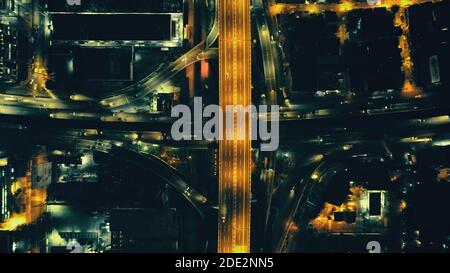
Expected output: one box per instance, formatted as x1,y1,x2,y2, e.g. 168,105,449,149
269,0,442,15
0,214,27,231
338,1,354,13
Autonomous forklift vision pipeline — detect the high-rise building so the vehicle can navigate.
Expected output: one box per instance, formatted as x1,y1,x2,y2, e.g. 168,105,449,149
0,155,15,222
0,19,19,84
0,0,15,15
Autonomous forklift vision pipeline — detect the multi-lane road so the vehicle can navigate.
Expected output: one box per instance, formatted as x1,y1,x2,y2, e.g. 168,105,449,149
218,0,252,253
254,0,278,101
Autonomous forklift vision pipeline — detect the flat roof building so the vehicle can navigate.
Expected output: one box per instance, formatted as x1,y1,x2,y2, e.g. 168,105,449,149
47,0,184,48
110,208,180,253
46,0,183,13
